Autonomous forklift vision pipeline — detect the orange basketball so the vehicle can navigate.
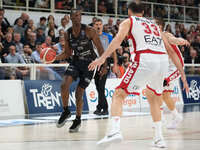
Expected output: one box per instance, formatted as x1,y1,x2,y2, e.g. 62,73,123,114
40,48,56,63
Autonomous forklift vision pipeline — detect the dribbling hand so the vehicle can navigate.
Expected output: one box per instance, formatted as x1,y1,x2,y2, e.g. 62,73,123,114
88,57,106,71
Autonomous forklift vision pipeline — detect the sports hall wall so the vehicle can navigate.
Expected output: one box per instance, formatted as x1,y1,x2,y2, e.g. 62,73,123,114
0,10,199,116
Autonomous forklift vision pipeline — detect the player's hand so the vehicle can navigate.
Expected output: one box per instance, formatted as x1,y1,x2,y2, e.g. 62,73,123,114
88,57,106,71
180,39,190,47
181,75,189,94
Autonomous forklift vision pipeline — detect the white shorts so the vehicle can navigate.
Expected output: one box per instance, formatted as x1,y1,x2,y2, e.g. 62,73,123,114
116,53,169,96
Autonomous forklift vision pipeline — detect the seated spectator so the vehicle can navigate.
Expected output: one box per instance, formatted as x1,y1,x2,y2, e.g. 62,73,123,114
13,33,23,54
55,29,65,43
22,27,32,44
184,46,200,74
57,17,70,33
35,0,50,8
88,17,97,27
46,20,58,37
47,15,57,28
165,24,173,33
36,27,46,44
31,42,43,63
21,44,33,63
53,36,65,55
13,18,25,38
14,12,29,28
26,32,37,51
26,19,36,32
48,29,56,45
98,0,107,14
42,36,52,48
0,25,5,41
83,0,91,12
37,17,47,32
5,45,25,63
0,8,10,34
62,0,73,10
76,0,84,10
2,33,15,61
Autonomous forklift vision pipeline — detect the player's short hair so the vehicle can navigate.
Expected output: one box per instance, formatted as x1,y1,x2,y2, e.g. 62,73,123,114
128,1,144,13
155,18,165,30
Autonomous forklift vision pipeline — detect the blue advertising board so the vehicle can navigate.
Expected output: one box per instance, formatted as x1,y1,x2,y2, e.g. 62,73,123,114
24,80,89,114
181,77,200,104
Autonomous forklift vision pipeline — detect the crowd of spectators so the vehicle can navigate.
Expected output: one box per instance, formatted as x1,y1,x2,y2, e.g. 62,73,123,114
0,6,199,80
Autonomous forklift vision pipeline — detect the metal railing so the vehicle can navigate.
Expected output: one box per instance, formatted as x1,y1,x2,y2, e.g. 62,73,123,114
0,0,199,23
0,63,199,80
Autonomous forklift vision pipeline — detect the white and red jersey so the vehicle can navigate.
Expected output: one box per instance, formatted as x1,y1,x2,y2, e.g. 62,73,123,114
128,16,166,59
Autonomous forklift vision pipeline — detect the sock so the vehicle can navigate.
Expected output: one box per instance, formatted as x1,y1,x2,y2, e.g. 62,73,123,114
160,105,164,120
76,116,81,120
171,109,178,118
154,121,163,140
110,116,120,133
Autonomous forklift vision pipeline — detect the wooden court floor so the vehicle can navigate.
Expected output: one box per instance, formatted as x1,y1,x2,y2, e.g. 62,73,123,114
0,104,200,150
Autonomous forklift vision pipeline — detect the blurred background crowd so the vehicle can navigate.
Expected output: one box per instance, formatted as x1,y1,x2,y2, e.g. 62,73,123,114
0,0,200,80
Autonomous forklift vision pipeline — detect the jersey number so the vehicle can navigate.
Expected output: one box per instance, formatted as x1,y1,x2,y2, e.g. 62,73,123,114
142,23,160,36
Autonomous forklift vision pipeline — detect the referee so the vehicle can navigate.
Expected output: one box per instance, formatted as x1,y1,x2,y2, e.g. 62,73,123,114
93,18,118,115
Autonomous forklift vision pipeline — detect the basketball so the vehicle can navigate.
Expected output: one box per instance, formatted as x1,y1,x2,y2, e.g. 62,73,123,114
40,47,56,63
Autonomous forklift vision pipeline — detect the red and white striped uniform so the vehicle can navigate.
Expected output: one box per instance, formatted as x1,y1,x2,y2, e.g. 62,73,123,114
116,16,169,96
164,44,184,92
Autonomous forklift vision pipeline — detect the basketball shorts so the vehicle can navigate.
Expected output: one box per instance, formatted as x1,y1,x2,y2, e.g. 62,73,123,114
116,53,169,96
65,60,95,89
163,65,180,93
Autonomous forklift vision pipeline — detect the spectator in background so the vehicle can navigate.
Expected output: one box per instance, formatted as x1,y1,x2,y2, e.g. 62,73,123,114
57,17,70,33
0,25,5,41
88,16,97,27
13,18,25,37
31,42,43,63
48,29,56,45
2,33,15,61
83,0,90,12
6,26,14,34
98,0,107,14
14,12,29,28
191,34,200,54
113,19,121,32
0,9,10,34
22,27,32,44
105,18,115,36
53,36,65,55
185,46,200,74
76,0,83,10
46,20,57,36
165,24,173,33
13,33,23,54
35,0,50,8
26,32,37,51
42,36,52,48
26,19,36,32
62,0,73,10
36,27,45,43
21,44,34,64
37,17,47,32
47,15,57,28
5,45,25,63
55,29,65,43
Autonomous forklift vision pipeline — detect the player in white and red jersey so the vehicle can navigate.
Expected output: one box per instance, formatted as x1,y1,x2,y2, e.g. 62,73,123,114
155,18,190,129
88,2,189,148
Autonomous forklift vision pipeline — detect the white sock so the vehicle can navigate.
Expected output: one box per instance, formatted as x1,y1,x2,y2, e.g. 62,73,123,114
171,109,178,118
154,121,163,140
110,116,120,133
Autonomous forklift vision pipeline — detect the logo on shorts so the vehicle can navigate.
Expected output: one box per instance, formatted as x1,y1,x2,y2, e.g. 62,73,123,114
124,68,134,84
187,80,200,101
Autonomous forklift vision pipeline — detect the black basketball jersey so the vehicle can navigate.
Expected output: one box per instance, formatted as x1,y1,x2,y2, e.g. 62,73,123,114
67,24,97,62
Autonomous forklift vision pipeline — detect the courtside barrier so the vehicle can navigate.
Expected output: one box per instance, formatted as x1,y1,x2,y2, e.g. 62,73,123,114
0,80,25,116
181,76,200,104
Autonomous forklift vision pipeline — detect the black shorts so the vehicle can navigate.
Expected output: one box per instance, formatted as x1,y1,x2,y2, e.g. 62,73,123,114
64,60,95,89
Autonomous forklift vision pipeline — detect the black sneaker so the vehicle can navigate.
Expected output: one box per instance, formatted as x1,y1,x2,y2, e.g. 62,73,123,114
101,110,109,115
56,108,71,128
93,109,101,115
69,118,81,133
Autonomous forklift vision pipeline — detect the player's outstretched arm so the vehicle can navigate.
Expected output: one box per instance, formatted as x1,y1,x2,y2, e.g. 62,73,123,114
162,33,189,93
165,32,190,46
88,19,130,71
55,32,72,61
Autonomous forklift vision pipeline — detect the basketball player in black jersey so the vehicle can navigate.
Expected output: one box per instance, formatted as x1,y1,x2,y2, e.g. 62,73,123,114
55,9,106,132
